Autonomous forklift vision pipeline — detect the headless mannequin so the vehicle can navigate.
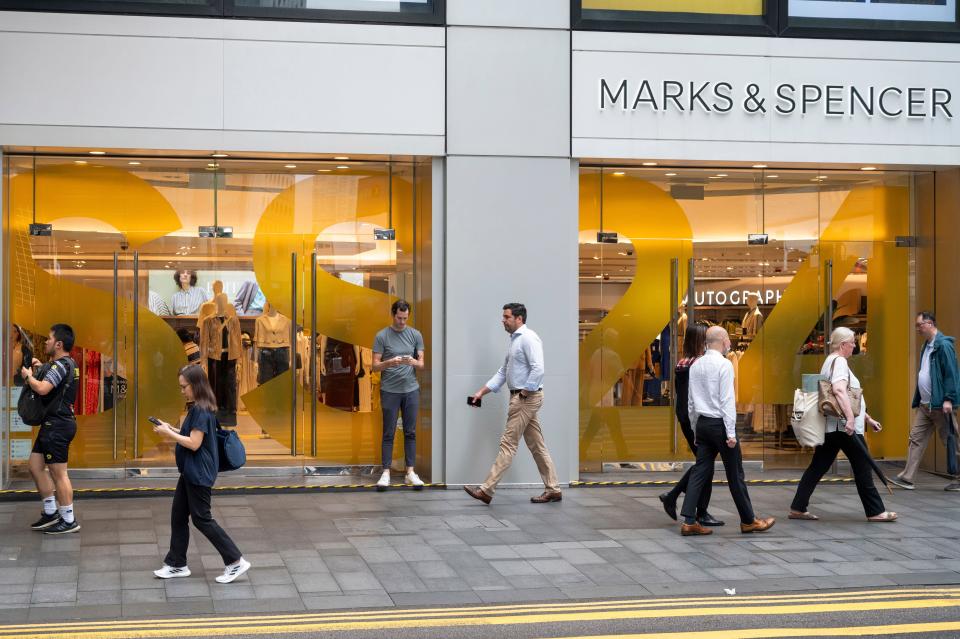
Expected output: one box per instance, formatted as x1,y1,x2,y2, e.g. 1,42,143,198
197,280,223,329
203,293,241,426
677,304,687,356
742,294,764,337
255,302,292,384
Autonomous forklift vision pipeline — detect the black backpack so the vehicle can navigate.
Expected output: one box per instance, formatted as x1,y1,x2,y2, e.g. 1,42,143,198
17,358,75,426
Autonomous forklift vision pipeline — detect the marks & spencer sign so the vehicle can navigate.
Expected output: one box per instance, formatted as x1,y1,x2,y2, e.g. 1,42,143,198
599,79,954,119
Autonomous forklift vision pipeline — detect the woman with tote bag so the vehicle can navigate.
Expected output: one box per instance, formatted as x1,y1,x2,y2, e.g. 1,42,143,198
789,327,897,523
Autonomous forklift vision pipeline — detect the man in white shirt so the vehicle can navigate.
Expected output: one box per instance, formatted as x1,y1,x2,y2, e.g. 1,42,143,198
679,326,775,536
464,303,561,505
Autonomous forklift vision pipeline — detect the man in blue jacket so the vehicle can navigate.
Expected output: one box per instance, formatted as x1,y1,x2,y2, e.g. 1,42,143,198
890,312,960,491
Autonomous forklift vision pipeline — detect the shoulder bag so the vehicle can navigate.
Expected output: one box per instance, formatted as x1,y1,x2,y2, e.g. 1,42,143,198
791,385,826,448
818,356,862,418
216,421,246,472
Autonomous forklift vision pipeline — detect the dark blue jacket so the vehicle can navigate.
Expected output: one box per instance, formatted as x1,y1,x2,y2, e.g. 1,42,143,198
913,332,960,410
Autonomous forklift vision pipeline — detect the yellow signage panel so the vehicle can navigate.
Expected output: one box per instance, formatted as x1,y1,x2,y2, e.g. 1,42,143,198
582,0,764,16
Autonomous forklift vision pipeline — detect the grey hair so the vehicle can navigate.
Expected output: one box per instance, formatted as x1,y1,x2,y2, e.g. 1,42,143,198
829,326,856,352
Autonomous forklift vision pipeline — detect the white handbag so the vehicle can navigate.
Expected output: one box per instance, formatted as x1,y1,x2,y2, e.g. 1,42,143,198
791,387,826,448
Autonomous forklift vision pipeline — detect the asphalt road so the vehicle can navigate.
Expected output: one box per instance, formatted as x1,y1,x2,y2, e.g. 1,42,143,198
2,585,960,639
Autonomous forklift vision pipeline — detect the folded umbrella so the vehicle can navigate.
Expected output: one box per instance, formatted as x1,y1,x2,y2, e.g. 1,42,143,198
854,433,893,496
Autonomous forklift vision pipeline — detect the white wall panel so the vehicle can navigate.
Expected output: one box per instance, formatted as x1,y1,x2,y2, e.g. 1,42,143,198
447,0,568,29
444,156,578,488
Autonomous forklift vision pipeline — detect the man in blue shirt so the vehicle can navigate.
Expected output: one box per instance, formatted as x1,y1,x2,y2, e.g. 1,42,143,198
465,303,561,504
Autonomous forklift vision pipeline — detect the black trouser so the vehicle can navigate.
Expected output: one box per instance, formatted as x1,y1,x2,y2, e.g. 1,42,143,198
164,476,242,568
381,389,419,468
791,431,885,518
258,347,289,384
207,356,237,426
681,418,756,525
664,418,712,516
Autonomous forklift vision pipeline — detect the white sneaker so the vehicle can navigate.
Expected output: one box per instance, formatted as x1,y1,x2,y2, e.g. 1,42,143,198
215,558,251,584
153,565,191,579
405,471,425,487
376,469,391,490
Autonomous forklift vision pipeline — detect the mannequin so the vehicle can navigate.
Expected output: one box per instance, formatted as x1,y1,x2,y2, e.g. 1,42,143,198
742,293,764,337
171,269,208,316
676,303,687,356
254,301,292,384
197,280,223,328
201,293,241,426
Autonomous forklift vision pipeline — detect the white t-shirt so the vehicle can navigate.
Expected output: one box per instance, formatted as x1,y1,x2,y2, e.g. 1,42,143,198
821,353,866,434
918,342,933,405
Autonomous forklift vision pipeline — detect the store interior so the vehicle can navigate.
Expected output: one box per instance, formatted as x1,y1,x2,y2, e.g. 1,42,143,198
4,154,432,478
579,166,926,473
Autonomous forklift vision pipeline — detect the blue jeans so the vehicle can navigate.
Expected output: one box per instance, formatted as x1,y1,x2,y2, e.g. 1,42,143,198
381,389,419,469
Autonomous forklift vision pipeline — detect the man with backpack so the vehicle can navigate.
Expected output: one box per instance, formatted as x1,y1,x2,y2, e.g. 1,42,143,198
20,324,80,534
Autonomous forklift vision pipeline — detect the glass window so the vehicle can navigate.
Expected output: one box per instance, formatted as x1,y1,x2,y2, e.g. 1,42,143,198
575,0,777,35
0,1,221,16
785,0,960,39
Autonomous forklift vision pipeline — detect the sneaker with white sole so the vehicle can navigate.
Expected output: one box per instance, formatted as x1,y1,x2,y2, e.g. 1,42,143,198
405,471,425,488
945,481,960,492
215,558,251,584
376,469,391,491
154,565,192,579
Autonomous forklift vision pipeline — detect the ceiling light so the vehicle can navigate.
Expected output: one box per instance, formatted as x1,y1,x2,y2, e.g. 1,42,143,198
74,160,87,165
317,169,332,173
716,173,728,177
641,162,657,166
207,163,219,168
334,156,349,160
336,165,349,170
860,166,877,171
726,267,734,271
88,151,106,155
665,172,677,177
284,164,297,169
612,171,625,176
708,176,722,179
592,256,600,260
767,175,779,179
211,153,229,158
752,164,767,169
128,161,141,166
73,244,80,249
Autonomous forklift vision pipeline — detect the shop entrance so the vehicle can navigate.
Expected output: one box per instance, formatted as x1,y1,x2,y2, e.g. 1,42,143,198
4,155,432,482
579,166,924,475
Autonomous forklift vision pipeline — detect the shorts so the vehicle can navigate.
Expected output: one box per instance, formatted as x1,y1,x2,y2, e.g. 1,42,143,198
32,421,77,464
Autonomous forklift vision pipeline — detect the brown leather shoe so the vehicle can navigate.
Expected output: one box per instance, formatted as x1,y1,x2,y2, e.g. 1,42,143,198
740,517,776,534
530,491,562,503
680,521,712,536
463,485,492,504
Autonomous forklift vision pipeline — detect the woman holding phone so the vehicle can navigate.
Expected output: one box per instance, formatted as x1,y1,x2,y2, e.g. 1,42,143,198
151,364,251,583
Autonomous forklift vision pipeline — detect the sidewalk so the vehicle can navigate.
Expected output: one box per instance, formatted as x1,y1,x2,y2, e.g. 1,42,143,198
2,467,959,624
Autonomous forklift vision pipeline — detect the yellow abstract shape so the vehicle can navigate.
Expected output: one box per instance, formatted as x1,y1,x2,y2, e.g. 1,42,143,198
579,172,692,463
9,164,185,464
248,170,410,461
736,185,911,458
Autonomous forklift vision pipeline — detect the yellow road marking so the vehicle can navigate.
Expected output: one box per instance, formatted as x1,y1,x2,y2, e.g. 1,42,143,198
0,587,954,632
1,594,958,639
558,620,960,638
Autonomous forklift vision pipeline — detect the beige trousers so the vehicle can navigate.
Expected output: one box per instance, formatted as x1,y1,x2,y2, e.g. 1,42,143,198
481,391,559,495
900,405,960,482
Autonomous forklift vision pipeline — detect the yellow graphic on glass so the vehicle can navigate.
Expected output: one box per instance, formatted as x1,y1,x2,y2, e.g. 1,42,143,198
582,0,763,15
9,163,184,464
579,172,692,464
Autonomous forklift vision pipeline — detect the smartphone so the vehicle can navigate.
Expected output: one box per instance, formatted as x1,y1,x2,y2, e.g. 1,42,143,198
467,396,481,407
147,416,163,426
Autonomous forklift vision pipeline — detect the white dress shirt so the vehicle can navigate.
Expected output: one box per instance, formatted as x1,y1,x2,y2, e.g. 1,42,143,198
485,325,545,393
687,348,737,440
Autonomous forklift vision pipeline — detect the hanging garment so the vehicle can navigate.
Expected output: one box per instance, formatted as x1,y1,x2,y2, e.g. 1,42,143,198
323,338,358,410
208,355,238,426
201,314,242,360
84,350,101,415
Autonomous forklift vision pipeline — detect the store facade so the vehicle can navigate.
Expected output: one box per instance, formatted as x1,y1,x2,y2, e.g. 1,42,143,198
2,1,960,488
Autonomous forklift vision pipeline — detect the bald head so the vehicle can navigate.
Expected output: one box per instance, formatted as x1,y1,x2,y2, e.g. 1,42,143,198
705,326,731,354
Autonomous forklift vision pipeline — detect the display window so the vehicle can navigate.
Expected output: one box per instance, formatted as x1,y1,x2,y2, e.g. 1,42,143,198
579,166,931,476
2,155,432,480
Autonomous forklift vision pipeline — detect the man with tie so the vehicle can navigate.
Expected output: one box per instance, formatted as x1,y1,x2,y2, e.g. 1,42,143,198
464,303,561,505
679,326,775,536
